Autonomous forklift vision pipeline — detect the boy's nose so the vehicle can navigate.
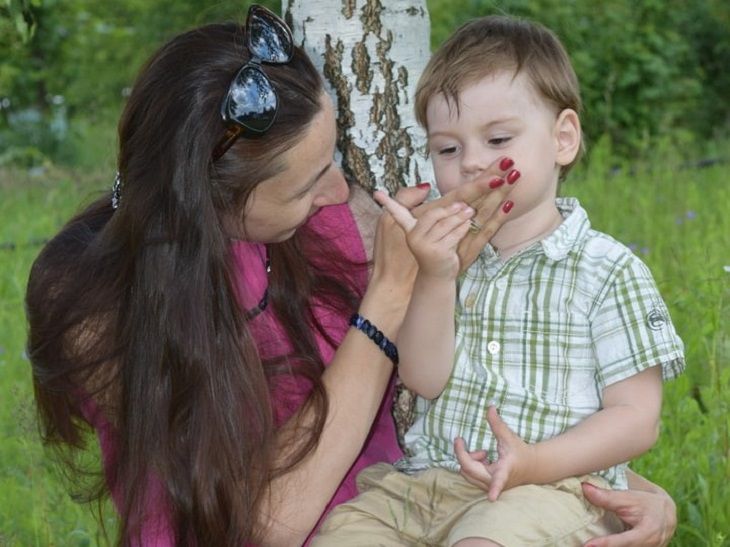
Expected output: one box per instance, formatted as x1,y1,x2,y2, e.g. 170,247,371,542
460,148,491,176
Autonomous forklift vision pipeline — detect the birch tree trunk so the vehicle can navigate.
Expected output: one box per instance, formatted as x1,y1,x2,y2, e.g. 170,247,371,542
282,0,433,194
282,0,426,438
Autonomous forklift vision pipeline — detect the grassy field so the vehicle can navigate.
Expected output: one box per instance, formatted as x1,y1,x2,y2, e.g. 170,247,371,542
1,142,728,545
0,169,117,546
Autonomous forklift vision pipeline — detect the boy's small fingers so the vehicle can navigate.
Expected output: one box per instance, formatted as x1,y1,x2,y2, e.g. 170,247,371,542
488,481,504,502
454,437,469,459
441,219,473,248
393,183,431,209
460,471,490,491
374,190,417,232
428,210,473,243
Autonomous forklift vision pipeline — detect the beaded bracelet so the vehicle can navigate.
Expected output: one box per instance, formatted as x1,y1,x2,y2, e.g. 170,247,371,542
349,313,399,366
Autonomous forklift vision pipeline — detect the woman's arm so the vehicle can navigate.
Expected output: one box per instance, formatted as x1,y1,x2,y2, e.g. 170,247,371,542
259,170,516,545
256,192,418,546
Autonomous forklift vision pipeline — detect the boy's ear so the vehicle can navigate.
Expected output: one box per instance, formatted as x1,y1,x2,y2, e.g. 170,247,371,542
554,109,581,166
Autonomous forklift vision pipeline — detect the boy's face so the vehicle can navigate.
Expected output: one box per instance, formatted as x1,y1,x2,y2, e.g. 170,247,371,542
426,70,578,220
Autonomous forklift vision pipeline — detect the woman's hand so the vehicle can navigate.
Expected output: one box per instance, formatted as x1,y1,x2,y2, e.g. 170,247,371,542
581,475,677,547
410,156,519,273
364,185,433,320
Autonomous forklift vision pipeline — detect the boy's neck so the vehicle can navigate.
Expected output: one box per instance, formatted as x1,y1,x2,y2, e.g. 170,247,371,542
492,199,563,260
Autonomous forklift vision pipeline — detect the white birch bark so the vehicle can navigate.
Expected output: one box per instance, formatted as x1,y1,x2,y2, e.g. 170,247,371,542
282,0,433,194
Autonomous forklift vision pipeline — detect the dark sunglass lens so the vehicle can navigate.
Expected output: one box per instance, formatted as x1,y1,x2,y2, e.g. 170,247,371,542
247,6,293,64
224,66,277,132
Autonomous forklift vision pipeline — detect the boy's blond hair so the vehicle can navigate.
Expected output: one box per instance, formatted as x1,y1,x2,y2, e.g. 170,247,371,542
415,15,584,176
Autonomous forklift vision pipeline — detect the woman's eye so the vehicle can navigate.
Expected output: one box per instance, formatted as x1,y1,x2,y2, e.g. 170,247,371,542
489,136,511,146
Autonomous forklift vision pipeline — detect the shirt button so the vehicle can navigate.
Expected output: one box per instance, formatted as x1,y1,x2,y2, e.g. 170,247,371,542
464,293,477,308
487,340,501,355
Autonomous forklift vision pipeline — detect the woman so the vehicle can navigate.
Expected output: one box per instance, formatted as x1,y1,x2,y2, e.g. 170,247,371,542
26,5,675,546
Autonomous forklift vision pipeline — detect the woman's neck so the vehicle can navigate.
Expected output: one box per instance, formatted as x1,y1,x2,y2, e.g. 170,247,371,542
492,201,563,260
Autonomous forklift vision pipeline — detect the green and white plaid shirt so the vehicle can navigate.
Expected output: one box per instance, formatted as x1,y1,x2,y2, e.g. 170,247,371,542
397,198,685,488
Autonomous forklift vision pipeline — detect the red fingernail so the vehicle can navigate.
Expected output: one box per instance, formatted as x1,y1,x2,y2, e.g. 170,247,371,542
499,157,514,171
416,182,431,189
502,200,514,213
506,169,520,184
489,177,505,189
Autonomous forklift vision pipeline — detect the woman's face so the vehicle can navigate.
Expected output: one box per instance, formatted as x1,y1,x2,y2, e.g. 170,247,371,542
241,93,349,243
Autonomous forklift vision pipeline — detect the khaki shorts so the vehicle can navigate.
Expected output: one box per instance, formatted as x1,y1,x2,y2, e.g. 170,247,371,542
312,463,623,546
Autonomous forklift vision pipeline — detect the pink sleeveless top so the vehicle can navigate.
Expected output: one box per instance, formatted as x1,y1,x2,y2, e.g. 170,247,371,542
81,202,402,545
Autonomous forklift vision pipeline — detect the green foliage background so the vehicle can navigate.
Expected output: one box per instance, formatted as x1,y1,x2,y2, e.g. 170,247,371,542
0,0,277,167
1,1,728,545
428,0,730,155
1,0,729,166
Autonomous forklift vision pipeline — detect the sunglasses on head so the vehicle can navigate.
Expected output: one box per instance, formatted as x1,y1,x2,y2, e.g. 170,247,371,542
212,4,294,160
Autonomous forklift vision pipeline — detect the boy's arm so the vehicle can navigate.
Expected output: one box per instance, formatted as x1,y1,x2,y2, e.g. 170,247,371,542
527,364,662,483
528,256,681,486
397,272,457,399
457,365,663,500
373,190,472,399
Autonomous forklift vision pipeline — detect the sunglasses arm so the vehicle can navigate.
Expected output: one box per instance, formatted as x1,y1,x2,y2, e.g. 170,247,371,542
212,125,245,160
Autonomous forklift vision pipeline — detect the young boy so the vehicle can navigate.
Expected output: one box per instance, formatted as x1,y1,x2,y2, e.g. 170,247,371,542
313,15,684,546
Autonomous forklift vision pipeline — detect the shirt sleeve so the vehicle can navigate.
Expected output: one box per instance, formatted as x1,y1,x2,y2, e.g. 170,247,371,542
591,255,685,390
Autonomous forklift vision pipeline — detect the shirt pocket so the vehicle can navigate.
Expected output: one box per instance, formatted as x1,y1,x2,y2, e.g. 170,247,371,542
502,308,598,408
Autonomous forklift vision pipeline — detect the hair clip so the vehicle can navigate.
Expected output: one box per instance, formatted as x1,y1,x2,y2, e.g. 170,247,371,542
112,172,122,210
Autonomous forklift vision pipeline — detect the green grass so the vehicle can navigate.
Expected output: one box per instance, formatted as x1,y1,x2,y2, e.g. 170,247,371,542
1,141,728,545
566,140,730,546
0,169,114,546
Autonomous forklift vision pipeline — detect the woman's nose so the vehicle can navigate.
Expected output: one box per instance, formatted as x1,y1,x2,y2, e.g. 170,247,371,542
313,168,349,207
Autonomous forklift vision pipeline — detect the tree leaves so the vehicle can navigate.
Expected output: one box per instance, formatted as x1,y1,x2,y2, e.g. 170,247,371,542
2,0,39,43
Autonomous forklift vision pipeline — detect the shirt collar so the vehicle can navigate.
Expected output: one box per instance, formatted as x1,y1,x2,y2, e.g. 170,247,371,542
539,197,591,261
478,197,590,263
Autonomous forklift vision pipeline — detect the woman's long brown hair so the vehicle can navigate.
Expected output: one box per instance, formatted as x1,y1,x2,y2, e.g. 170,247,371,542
26,22,363,545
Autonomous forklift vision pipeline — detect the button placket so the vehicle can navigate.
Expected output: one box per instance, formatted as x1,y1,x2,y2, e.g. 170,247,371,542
487,340,501,355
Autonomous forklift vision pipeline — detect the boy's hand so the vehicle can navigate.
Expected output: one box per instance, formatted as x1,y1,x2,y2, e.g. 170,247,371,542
374,190,474,279
455,405,536,501
414,158,519,273
374,156,519,273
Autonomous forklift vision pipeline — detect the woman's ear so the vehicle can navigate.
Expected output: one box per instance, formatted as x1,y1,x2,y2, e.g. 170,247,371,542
554,109,581,166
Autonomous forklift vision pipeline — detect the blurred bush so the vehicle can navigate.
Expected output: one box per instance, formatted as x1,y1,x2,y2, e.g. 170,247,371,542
1,0,728,167
0,0,276,167
429,0,730,158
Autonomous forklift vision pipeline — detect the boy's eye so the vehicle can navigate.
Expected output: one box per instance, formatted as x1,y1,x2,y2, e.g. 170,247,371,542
489,136,511,146
438,146,458,156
